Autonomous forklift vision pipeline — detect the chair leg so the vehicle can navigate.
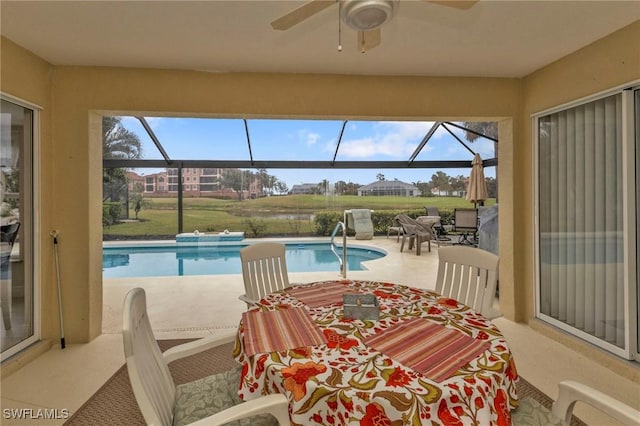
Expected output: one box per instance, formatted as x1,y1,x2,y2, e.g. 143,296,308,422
415,236,430,256
400,235,415,252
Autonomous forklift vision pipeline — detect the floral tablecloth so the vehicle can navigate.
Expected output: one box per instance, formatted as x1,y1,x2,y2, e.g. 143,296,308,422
234,279,519,425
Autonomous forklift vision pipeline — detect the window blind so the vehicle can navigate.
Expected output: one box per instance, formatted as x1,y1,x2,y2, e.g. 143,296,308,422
538,93,624,348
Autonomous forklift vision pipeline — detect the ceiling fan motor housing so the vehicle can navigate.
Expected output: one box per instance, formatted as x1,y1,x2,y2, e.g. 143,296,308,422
341,0,399,31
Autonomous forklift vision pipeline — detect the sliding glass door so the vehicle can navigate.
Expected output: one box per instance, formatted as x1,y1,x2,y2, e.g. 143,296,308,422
535,87,638,360
0,97,37,360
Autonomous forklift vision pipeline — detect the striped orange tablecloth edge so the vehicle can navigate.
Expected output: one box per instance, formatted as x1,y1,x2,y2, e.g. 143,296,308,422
287,281,358,307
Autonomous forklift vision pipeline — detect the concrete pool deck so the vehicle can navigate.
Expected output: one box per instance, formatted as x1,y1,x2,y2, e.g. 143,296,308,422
102,236,439,338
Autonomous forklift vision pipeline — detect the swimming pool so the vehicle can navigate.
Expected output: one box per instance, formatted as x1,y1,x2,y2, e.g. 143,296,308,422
102,242,386,278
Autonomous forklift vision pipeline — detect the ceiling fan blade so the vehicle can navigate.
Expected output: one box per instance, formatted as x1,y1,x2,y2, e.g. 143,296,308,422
270,0,336,31
357,29,381,53
426,0,478,10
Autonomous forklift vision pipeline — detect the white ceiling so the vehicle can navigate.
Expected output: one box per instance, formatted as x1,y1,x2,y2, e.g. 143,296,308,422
1,1,639,78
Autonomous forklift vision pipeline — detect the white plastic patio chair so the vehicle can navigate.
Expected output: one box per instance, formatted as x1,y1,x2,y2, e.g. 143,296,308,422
239,242,291,307
435,245,500,319
122,287,290,426
512,380,640,425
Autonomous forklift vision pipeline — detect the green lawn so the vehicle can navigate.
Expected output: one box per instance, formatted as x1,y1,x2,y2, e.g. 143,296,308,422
104,195,494,239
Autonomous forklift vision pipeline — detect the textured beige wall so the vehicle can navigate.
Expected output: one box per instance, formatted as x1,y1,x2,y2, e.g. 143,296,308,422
1,20,637,344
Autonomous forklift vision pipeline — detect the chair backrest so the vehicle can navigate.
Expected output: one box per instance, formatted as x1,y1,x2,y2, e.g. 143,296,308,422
240,242,290,303
435,246,499,317
454,208,478,231
122,288,176,426
425,206,440,216
0,222,20,246
396,214,431,237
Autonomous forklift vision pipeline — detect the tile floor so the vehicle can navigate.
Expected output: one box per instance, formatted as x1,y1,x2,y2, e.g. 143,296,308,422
1,237,639,425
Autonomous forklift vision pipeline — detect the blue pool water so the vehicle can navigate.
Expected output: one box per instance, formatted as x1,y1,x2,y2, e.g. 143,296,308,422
103,242,386,278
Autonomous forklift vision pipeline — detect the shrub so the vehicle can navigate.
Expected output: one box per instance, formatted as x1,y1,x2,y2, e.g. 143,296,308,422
244,218,267,237
314,211,343,236
103,202,124,227
314,209,428,236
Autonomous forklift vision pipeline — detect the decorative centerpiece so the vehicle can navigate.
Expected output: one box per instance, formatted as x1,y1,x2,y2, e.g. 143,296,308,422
343,294,379,320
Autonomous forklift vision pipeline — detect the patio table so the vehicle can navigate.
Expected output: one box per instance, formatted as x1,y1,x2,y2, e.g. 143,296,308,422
234,279,519,425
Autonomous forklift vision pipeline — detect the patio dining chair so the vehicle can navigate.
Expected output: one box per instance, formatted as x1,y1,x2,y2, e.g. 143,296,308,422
0,222,20,246
122,287,290,426
1,222,19,330
435,245,500,319
452,208,478,246
512,380,640,426
424,206,450,241
239,242,291,307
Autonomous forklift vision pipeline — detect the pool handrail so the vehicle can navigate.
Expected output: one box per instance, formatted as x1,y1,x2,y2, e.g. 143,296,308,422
330,222,347,278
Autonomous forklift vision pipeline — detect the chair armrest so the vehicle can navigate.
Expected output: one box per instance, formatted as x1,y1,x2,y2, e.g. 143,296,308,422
189,393,290,426
552,380,640,426
163,332,236,364
482,307,502,320
239,294,260,307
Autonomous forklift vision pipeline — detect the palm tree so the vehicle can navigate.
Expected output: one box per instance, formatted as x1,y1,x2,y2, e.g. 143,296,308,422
103,117,142,209
430,171,450,196
103,117,142,160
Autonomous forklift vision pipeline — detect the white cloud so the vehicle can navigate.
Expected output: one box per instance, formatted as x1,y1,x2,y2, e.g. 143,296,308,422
305,131,320,147
293,129,324,148
338,121,437,159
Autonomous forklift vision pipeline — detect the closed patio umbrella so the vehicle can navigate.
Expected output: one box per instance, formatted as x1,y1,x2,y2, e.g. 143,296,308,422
466,153,488,207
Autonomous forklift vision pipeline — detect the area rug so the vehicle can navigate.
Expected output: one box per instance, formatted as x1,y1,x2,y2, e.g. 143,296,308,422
64,339,585,425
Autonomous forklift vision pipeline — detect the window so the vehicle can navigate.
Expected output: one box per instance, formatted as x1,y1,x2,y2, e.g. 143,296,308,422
536,88,638,360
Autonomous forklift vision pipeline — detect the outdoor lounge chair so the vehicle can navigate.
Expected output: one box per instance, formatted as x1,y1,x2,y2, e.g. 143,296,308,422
345,209,374,240
396,214,433,255
122,287,290,426
239,242,291,307
435,245,500,319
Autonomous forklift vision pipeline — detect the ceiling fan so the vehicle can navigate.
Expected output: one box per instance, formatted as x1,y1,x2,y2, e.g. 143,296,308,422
270,0,478,53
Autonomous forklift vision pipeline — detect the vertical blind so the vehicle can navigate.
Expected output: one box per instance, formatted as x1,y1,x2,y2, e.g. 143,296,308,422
538,93,624,348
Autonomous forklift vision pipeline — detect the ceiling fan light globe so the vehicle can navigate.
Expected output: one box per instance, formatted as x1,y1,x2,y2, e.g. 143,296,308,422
340,0,398,31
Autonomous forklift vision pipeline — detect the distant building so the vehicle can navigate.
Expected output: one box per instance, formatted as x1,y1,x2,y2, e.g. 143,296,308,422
357,180,421,197
289,183,319,195
126,168,261,200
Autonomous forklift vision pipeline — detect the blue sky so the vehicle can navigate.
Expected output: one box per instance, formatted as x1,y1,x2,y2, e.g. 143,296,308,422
119,117,496,189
